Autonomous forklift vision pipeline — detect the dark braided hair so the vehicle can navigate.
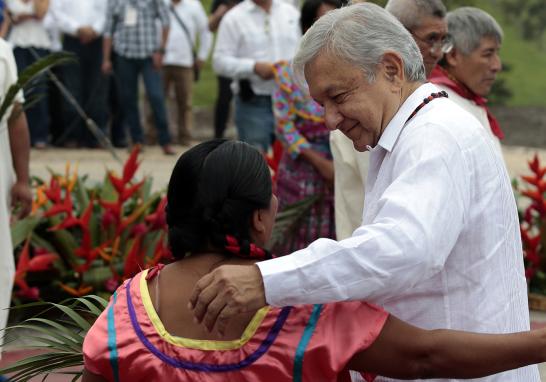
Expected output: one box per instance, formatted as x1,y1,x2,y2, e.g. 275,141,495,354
166,139,273,260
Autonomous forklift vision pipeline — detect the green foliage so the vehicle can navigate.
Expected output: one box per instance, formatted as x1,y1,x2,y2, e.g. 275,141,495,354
0,296,108,381
497,0,546,42
0,52,75,121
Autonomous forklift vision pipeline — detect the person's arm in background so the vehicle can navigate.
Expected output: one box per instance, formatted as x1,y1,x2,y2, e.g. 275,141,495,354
195,0,212,70
101,0,115,74
33,0,49,19
350,314,546,379
8,103,32,219
0,7,9,37
208,0,229,33
153,0,170,70
212,12,273,80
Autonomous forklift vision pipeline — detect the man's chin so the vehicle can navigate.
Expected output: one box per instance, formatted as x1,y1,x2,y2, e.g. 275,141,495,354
352,141,369,152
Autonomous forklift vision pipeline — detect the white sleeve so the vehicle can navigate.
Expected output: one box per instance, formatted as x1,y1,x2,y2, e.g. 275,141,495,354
212,13,255,78
195,2,212,62
92,0,108,35
52,0,80,35
258,125,468,306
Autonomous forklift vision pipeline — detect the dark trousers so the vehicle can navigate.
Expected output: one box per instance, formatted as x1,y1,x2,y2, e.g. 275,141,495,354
61,36,109,147
13,47,50,145
213,76,233,138
114,55,171,146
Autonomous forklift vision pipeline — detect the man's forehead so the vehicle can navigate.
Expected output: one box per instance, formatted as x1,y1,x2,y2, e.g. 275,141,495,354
304,54,355,92
416,15,448,34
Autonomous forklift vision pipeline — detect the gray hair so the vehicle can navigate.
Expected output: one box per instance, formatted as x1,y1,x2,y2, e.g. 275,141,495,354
447,7,503,55
385,0,446,30
293,3,426,84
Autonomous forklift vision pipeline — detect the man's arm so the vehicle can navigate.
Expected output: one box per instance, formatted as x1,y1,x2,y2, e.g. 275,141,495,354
190,126,468,335
8,103,32,219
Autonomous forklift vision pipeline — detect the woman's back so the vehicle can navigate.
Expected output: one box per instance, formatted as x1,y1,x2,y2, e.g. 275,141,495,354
83,259,387,382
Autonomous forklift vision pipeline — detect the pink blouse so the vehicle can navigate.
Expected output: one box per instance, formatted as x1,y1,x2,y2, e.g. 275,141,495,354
84,269,388,381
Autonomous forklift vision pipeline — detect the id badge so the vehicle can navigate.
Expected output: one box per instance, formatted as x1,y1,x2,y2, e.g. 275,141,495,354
124,6,138,27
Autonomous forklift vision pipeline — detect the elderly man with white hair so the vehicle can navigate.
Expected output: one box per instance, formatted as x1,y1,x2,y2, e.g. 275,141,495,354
189,4,539,380
332,0,451,240
430,7,504,152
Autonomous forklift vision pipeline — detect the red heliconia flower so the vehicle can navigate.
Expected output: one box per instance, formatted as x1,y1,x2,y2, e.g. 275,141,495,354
104,277,120,293
525,248,540,266
529,154,540,174
123,236,144,279
43,191,74,218
28,253,59,272
145,197,168,230
521,189,543,203
48,215,81,231
130,223,148,238
120,180,144,202
44,177,62,204
16,287,40,300
14,239,31,290
123,145,141,183
100,200,121,220
101,209,117,228
108,172,126,195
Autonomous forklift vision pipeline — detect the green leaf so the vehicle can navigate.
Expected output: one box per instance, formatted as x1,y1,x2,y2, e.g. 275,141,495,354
0,52,75,121
11,216,42,249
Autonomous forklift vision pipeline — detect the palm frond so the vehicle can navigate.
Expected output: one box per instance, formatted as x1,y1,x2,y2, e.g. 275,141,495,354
0,52,75,122
268,195,320,250
0,295,107,382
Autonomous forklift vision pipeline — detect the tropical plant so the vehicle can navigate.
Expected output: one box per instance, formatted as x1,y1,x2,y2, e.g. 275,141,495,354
518,154,546,293
0,295,107,381
11,146,172,304
0,52,74,122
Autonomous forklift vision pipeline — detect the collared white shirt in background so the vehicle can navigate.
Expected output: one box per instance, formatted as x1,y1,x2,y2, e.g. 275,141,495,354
6,0,51,49
330,129,369,240
163,0,213,67
212,0,300,95
435,83,503,154
258,83,539,381
52,0,107,36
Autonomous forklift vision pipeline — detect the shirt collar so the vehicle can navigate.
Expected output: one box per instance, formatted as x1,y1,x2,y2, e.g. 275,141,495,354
247,0,279,13
377,82,440,153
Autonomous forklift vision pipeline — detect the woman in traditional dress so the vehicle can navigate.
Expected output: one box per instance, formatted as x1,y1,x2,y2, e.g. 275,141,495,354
271,0,342,255
83,139,546,382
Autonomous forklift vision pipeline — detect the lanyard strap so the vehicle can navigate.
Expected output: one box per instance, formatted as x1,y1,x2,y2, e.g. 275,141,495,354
405,91,448,124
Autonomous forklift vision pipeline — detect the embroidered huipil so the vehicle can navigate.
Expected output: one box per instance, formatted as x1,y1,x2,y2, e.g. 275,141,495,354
83,269,388,381
258,83,539,381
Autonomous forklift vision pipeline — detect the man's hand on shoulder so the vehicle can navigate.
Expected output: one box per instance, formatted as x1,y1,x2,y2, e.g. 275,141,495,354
189,264,266,336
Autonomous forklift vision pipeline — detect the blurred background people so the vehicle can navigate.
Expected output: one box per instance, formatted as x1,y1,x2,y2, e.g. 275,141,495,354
6,0,51,148
102,0,175,155
53,0,109,148
212,0,301,152
430,7,504,152
271,0,341,254
163,0,212,145
208,0,240,139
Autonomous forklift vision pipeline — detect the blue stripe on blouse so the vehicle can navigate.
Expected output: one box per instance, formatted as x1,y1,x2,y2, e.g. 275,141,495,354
107,291,120,382
293,304,323,382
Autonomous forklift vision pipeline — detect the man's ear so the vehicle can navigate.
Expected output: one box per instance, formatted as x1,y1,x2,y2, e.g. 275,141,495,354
380,51,405,89
444,48,459,68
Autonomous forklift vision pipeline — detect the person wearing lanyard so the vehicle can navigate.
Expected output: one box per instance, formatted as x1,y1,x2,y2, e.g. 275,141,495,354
212,0,300,152
189,3,539,381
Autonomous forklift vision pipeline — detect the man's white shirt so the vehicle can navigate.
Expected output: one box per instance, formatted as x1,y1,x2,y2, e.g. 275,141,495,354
163,0,212,67
258,83,539,381
212,0,300,95
51,0,107,36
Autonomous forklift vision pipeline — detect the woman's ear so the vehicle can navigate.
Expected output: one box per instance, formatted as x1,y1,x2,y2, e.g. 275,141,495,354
251,209,266,233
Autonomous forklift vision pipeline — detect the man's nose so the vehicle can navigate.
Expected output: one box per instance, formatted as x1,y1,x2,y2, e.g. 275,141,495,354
324,104,342,131
491,53,502,73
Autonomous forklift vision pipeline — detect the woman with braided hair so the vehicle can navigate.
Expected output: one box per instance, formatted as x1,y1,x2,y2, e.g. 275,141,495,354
83,139,546,382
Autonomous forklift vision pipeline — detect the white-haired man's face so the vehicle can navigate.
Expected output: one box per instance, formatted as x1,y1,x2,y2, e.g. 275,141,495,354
407,15,449,77
306,52,405,152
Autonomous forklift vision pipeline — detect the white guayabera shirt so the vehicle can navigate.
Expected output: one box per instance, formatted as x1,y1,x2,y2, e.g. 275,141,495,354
258,83,540,381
